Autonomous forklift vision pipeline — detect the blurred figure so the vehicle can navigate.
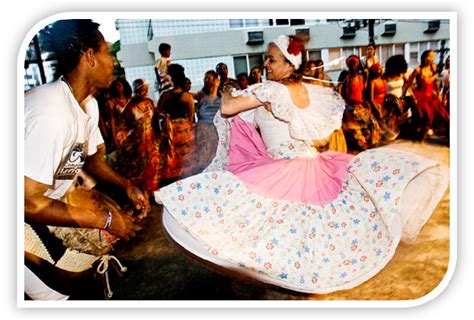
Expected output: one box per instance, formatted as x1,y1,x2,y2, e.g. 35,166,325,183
440,55,450,114
184,77,192,92
249,66,262,84
106,78,132,151
158,64,196,182
383,54,417,141
336,69,349,95
154,42,172,95
341,55,381,151
367,63,401,142
216,62,240,96
196,70,220,111
303,60,318,84
361,43,379,71
303,59,334,88
236,72,250,90
192,70,221,174
366,63,386,121
108,79,163,203
406,49,449,140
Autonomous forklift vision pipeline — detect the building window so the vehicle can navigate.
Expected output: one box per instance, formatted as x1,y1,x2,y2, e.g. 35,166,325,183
290,19,305,26
229,19,244,28
249,54,264,71
429,40,439,51
409,42,420,66
380,45,392,65
343,47,356,61
233,54,264,77
394,44,404,56
233,56,248,76
327,48,342,71
276,19,289,26
245,19,259,27
409,52,418,66
420,41,428,53
230,19,263,29
308,50,322,62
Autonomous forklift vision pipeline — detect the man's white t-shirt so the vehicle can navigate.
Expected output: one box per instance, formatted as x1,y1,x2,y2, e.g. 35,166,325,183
24,78,104,200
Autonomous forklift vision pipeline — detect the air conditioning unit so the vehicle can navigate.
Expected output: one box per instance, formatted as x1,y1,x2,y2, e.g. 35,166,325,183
295,28,310,41
382,23,396,36
340,26,356,39
424,20,440,33
247,31,264,45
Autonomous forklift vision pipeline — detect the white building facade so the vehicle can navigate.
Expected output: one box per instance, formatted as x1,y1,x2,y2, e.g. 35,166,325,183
115,18,449,102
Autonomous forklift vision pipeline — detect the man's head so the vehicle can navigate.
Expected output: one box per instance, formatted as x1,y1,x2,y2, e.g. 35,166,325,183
43,19,114,89
216,63,228,79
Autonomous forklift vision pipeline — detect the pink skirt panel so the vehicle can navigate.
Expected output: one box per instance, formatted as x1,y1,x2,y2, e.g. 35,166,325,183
227,116,353,205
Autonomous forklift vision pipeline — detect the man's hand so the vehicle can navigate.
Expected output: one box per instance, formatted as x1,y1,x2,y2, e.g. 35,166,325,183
106,209,142,241
125,181,150,220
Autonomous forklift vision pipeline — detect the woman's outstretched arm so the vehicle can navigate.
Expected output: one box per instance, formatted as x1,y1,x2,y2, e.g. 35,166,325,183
220,90,264,116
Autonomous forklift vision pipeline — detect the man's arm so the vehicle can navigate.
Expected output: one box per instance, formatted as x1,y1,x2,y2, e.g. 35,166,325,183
24,176,140,240
82,144,150,219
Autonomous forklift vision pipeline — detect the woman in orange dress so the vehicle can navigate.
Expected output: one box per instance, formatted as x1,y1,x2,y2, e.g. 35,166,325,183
109,79,162,203
341,55,381,151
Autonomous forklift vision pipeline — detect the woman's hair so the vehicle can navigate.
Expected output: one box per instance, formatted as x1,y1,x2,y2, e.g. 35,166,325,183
368,63,382,81
168,63,187,90
366,43,377,51
337,69,349,83
110,78,132,99
42,19,103,76
132,78,148,97
200,70,218,94
420,49,434,66
346,55,361,69
249,66,262,84
384,55,408,77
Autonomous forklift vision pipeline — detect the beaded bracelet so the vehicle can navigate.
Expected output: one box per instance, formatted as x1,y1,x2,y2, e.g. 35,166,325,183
103,209,112,231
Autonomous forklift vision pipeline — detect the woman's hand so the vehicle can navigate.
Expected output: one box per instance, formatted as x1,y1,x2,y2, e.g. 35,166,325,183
263,102,272,112
312,136,331,152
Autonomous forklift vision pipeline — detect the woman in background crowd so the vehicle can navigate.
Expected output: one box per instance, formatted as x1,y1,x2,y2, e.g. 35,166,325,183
341,55,381,151
158,64,196,182
108,79,162,204
406,49,450,140
107,78,132,151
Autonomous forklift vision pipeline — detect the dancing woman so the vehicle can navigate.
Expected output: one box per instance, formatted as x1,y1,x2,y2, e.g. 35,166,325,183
406,49,450,140
156,35,449,294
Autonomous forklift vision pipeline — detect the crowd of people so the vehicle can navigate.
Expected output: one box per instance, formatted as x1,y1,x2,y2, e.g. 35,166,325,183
23,19,450,300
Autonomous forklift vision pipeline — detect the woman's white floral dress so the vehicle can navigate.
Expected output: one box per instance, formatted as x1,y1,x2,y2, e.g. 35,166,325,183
156,81,449,293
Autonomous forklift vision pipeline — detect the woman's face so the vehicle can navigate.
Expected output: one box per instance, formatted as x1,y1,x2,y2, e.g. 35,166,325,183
251,68,261,81
263,43,294,81
303,62,316,77
204,73,216,88
115,81,124,94
424,51,435,65
366,46,375,57
374,65,383,77
348,58,360,72
185,80,192,92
